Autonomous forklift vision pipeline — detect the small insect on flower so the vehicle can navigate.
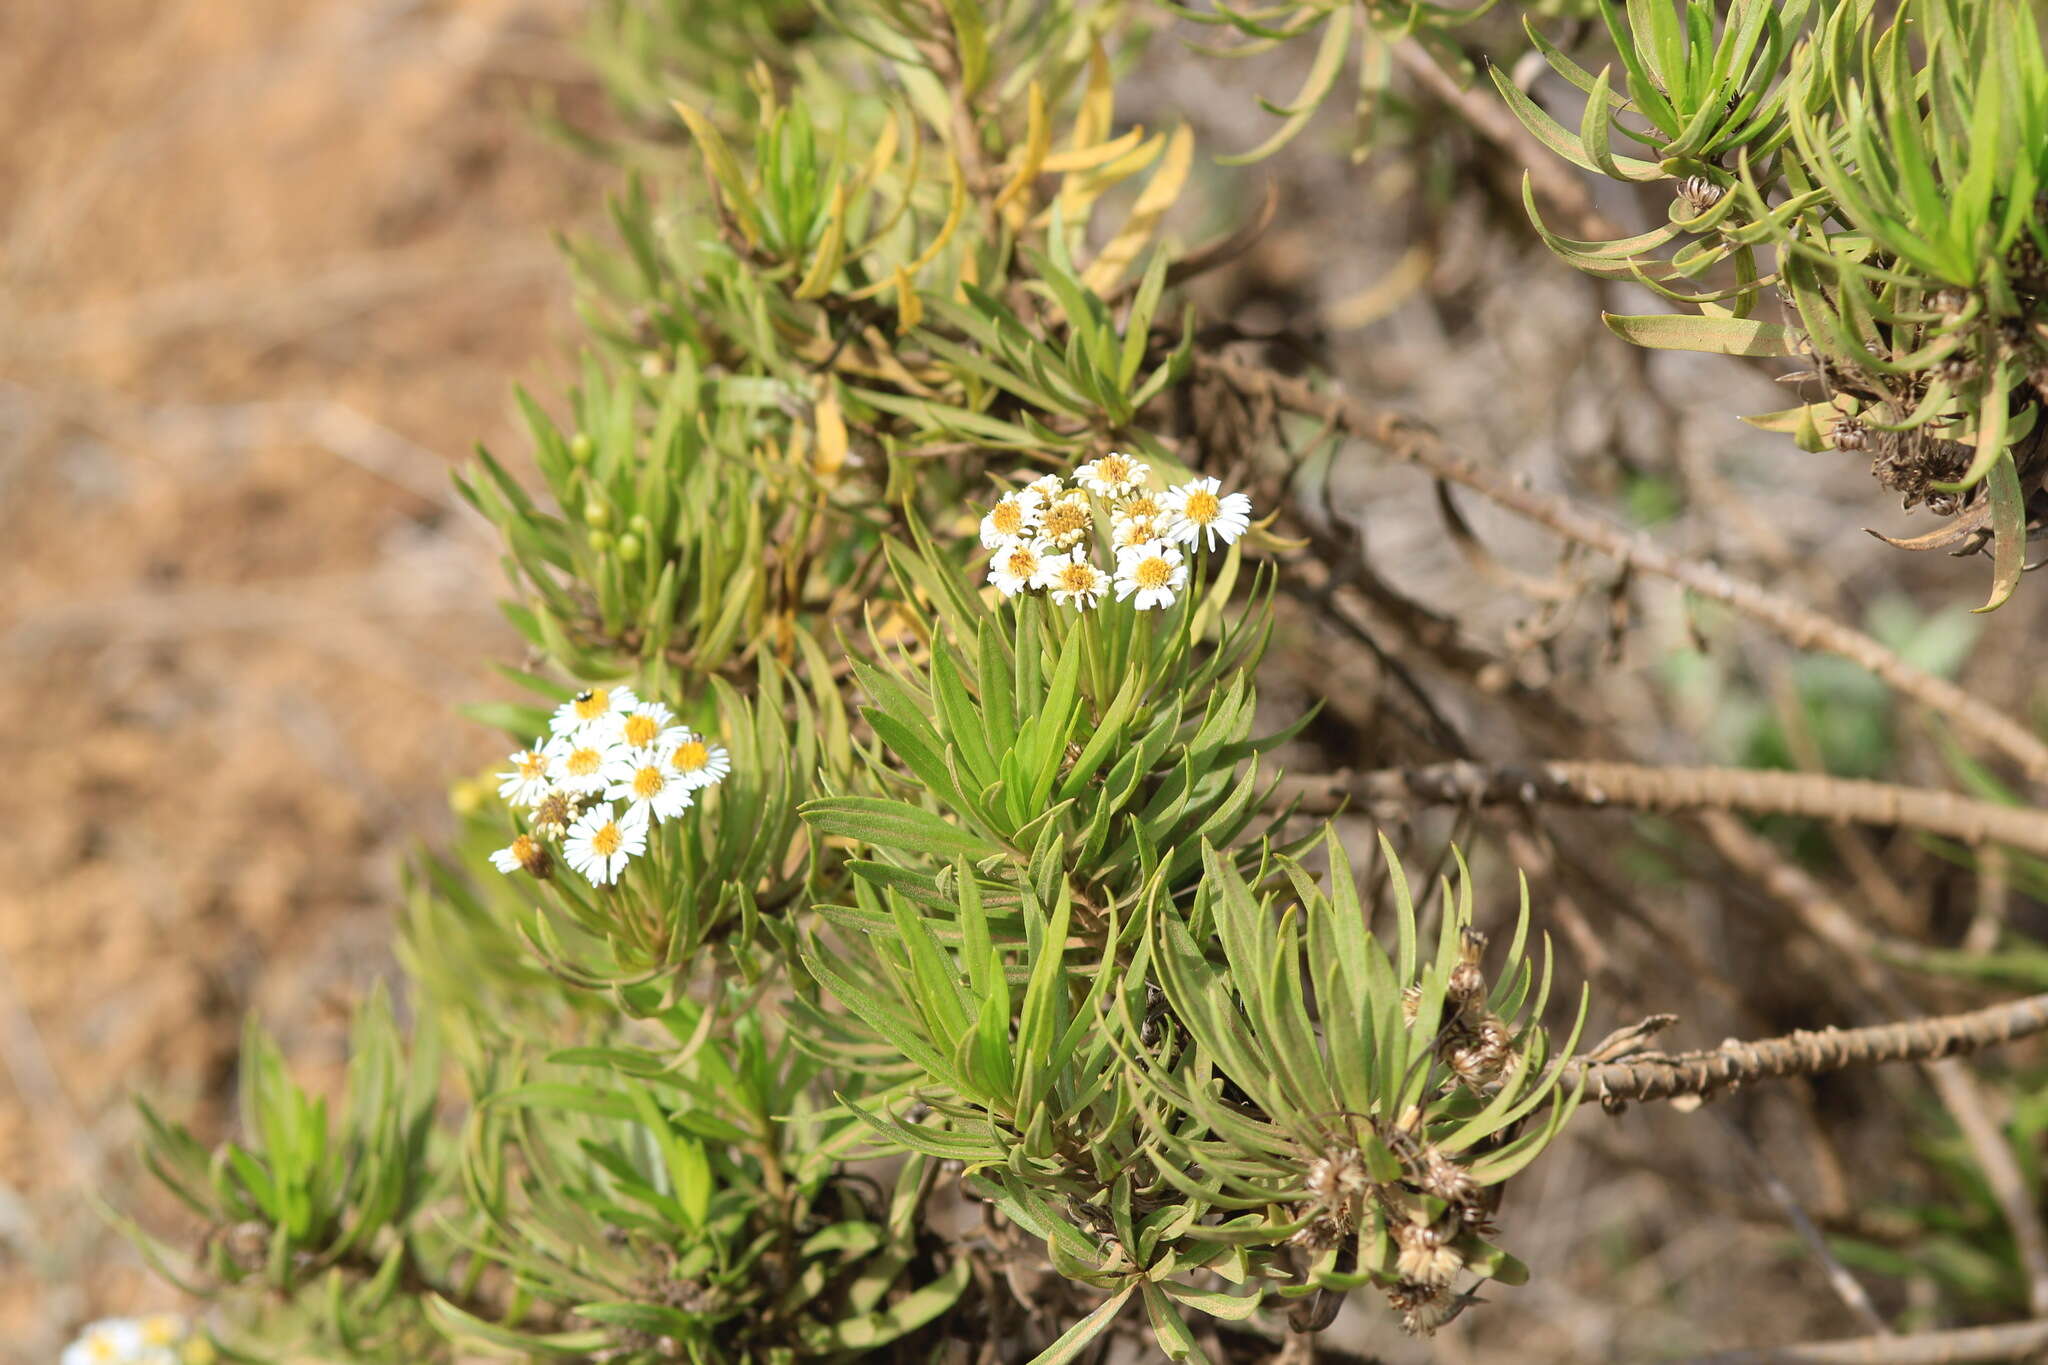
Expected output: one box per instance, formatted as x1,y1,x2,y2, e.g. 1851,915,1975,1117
564,801,648,886
613,699,682,752
978,488,1045,549
1114,541,1188,610
1162,477,1253,551
1037,491,1094,550
608,747,697,820
666,729,732,790
1075,451,1149,497
1037,553,1109,609
544,732,620,796
987,538,1051,598
496,744,557,808
549,685,640,738
489,833,553,879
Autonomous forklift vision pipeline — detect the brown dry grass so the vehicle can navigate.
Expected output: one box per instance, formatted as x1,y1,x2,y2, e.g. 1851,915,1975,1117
0,2,604,1355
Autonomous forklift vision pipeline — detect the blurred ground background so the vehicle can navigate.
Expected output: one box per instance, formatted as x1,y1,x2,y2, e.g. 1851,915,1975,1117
0,2,606,1356
6,4,2047,1363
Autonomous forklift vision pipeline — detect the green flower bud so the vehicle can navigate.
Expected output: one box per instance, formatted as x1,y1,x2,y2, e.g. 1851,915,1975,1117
569,433,594,464
628,513,653,538
588,529,613,555
583,500,610,528
616,532,643,562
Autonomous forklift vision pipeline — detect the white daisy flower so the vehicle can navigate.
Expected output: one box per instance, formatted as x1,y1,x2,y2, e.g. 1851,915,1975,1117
607,747,697,821
1113,489,1165,526
1075,451,1148,497
1036,492,1094,550
987,537,1051,597
1161,477,1253,551
548,685,641,738
564,801,648,885
543,731,621,796
63,1320,142,1365
1037,553,1109,609
1114,541,1188,610
496,744,557,807
978,488,1045,549
489,833,552,879
612,699,683,752
667,729,732,790
1018,472,1064,499
1111,515,1164,553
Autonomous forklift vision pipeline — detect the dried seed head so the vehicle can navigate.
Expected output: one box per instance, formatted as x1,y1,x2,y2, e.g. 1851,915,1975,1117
1440,1016,1513,1091
1420,1149,1478,1208
1831,418,1868,452
1935,352,1973,383
1389,1282,1460,1336
531,790,574,838
1676,175,1723,215
1290,1211,1348,1251
1402,982,1422,1023
1932,287,1970,322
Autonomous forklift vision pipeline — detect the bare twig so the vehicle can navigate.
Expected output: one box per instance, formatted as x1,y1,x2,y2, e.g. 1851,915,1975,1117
1675,1317,2048,1364
1279,761,2048,858
1713,1112,1892,1338
1564,994,2048,1105
1204,353,2048,783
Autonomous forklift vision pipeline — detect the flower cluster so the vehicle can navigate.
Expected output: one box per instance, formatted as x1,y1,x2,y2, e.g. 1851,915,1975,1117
978,453,1253,612
490,686,729,885
62,1316,200,1365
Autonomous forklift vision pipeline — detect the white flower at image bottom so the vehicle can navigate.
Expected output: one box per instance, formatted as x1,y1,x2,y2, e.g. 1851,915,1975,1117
62,1315,190,1365
666,730,731,790
564,801,649,885
607,748,697,820
1161,477,1253,550
1115,541,1188,609
548,684,640,738
1036,552,1109,609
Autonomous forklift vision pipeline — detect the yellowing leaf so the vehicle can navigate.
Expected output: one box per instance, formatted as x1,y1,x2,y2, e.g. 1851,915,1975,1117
1083,123,1194,292
994,81,1051,225
1039,127,1149,174
671,100,761,246
892,266,922,335
814,385,848,479
847,156,966,300
794,183,851,299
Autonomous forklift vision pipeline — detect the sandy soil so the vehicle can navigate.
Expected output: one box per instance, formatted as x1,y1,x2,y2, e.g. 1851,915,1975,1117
0,2,603,1356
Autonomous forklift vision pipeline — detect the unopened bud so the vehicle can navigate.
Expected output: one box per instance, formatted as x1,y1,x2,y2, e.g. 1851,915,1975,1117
583,500,611,528
616,533,643,562
588,529,613,554
569,433,594,464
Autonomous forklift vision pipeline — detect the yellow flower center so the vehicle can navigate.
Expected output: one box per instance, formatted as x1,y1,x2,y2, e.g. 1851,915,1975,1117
1117,519,1157,547
1134,556,1172,589
573,688,612,720
1058,563,1097,594
141,1317,183,1346
1003,547,1037,578
633,766,666,798
990,501,1025,535
672,740,709,773
87,1339,120,1364
1182,489,1221,525
1042,501,1089,539
566,747,603,777
1096,454,1132,484
591,823,622,857
621,714,661,748
517,753,548,779
511,835,540,863
1119,493,1161,521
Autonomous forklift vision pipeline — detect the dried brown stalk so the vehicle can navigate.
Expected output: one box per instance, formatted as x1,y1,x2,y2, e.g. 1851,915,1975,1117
1203,353,2048,782
1281,760,2048,858
1565,994,2048,1105
1677,1317,2048,1364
